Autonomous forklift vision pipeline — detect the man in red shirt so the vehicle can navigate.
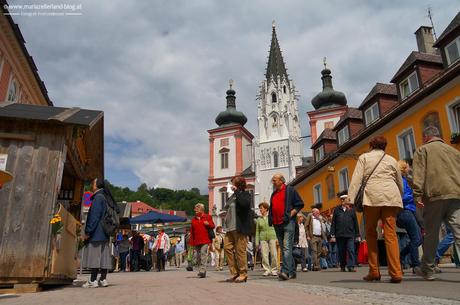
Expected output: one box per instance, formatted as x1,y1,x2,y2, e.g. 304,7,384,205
190,203,215,278
269,174,304,280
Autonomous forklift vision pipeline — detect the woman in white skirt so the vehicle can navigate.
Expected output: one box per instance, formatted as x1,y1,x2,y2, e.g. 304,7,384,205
82,178,117,288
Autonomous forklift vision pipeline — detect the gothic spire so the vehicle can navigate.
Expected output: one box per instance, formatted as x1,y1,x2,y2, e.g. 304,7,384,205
265,21,288,81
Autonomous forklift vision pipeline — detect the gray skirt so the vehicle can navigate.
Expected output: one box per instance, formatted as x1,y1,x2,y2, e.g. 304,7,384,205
83,241,112,269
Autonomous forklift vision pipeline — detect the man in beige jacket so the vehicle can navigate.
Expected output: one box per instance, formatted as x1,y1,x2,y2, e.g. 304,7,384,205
305,209,327,271
412,126,460,281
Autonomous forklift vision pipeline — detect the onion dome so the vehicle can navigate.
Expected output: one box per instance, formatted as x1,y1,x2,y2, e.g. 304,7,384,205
215,80,247,127
311,65,347,110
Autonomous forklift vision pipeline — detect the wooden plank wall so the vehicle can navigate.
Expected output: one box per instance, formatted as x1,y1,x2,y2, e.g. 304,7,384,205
0,121,66,280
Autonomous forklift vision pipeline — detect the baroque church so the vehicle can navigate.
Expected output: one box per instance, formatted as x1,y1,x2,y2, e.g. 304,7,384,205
207,23,302,223
208,22,348,222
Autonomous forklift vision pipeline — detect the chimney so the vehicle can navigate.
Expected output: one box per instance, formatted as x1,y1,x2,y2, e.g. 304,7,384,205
415,26,436,54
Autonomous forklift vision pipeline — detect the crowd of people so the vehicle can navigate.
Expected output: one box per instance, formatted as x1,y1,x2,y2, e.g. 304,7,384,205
81,126,459,288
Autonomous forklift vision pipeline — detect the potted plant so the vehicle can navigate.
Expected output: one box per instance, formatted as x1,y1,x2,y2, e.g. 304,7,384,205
451,132,460,144
50,214,63,252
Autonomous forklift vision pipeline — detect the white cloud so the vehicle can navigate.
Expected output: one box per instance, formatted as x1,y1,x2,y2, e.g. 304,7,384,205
12,0,460,192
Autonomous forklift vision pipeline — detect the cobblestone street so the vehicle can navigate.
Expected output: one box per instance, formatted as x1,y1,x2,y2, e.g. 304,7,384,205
1,265,459,305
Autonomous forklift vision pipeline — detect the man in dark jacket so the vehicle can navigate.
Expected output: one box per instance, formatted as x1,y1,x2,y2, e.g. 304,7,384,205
330,194,360,272
269,174,304,281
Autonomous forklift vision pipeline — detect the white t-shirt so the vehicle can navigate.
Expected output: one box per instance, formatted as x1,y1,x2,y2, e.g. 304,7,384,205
312,218,322,236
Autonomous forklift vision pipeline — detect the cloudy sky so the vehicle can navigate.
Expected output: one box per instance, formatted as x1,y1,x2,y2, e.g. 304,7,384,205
9,0,459,192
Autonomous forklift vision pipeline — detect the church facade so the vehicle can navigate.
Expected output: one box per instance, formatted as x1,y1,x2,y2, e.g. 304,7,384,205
253,23,303,207
207,82,255,225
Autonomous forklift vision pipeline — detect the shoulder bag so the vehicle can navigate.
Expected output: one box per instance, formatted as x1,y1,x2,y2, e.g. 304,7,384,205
354,153,386,212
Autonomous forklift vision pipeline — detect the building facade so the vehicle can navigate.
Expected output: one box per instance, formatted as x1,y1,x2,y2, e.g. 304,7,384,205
254,23,303,207
0,2,51,105
292,14,460,222
208,83,255,225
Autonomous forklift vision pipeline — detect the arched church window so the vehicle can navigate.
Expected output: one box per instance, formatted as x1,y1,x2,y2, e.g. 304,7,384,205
272,93,277,103
283,86,286,94
273,151,279,168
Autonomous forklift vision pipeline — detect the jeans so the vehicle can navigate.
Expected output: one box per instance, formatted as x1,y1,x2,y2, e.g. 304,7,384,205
397,209,422,267
130,249,141,271
156,249,166,271
337,237,355,269
436,227,454,262
274,219,295,276
119,251,129,271
328,242,338,267
397,233,411,266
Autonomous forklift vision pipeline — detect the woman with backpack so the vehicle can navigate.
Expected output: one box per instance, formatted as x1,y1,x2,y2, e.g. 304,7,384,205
83,178,118,288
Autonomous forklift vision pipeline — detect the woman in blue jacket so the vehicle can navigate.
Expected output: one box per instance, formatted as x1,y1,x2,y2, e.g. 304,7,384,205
396,160,422,272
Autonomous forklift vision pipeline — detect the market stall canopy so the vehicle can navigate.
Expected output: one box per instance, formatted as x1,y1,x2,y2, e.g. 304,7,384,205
130,210,187,224
0,103,104,180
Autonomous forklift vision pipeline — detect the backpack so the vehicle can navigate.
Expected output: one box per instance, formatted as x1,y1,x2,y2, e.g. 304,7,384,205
101,193,120,236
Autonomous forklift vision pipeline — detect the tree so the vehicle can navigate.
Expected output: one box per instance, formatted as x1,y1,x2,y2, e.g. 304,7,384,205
101,181,208,216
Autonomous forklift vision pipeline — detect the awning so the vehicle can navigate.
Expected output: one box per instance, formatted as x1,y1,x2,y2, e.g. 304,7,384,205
130,210,187,224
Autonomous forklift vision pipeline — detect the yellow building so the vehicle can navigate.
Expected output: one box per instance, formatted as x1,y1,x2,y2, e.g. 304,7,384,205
292,13,460,219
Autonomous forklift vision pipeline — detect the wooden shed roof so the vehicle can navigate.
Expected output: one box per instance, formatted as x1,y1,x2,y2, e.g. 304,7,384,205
0,103,103,127
0,103,104,180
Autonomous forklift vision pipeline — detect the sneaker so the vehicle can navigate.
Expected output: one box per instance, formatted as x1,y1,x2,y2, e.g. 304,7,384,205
434,265,442,273
302,268,308,272
414,266,435,281
82,280,99,288
278,272,289,281
99,279,109,287
271,271,278,276
263,271,271,276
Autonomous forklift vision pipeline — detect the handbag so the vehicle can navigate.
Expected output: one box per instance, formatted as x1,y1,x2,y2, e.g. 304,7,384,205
354,153,386,212
206,215,216,240
207,227,215,240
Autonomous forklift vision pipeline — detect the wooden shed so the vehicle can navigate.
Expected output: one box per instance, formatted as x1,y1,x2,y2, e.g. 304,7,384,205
0,103,104,288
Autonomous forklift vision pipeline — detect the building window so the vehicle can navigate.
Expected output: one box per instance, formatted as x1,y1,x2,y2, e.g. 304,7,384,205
447,99,460,132
399,71,419,99
364,103,380,126
313,184,322,204
324,121,334,129
220,192,227,210
337,125,350,145
272,93,277,103
220,138,229,147
273,151,279,168
445,36,460,66
397,128,416,161
283,86,287,94
6,77,18,102
338,168,349,192
326,174,335,200
315,145,325,162
220,152,229,169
